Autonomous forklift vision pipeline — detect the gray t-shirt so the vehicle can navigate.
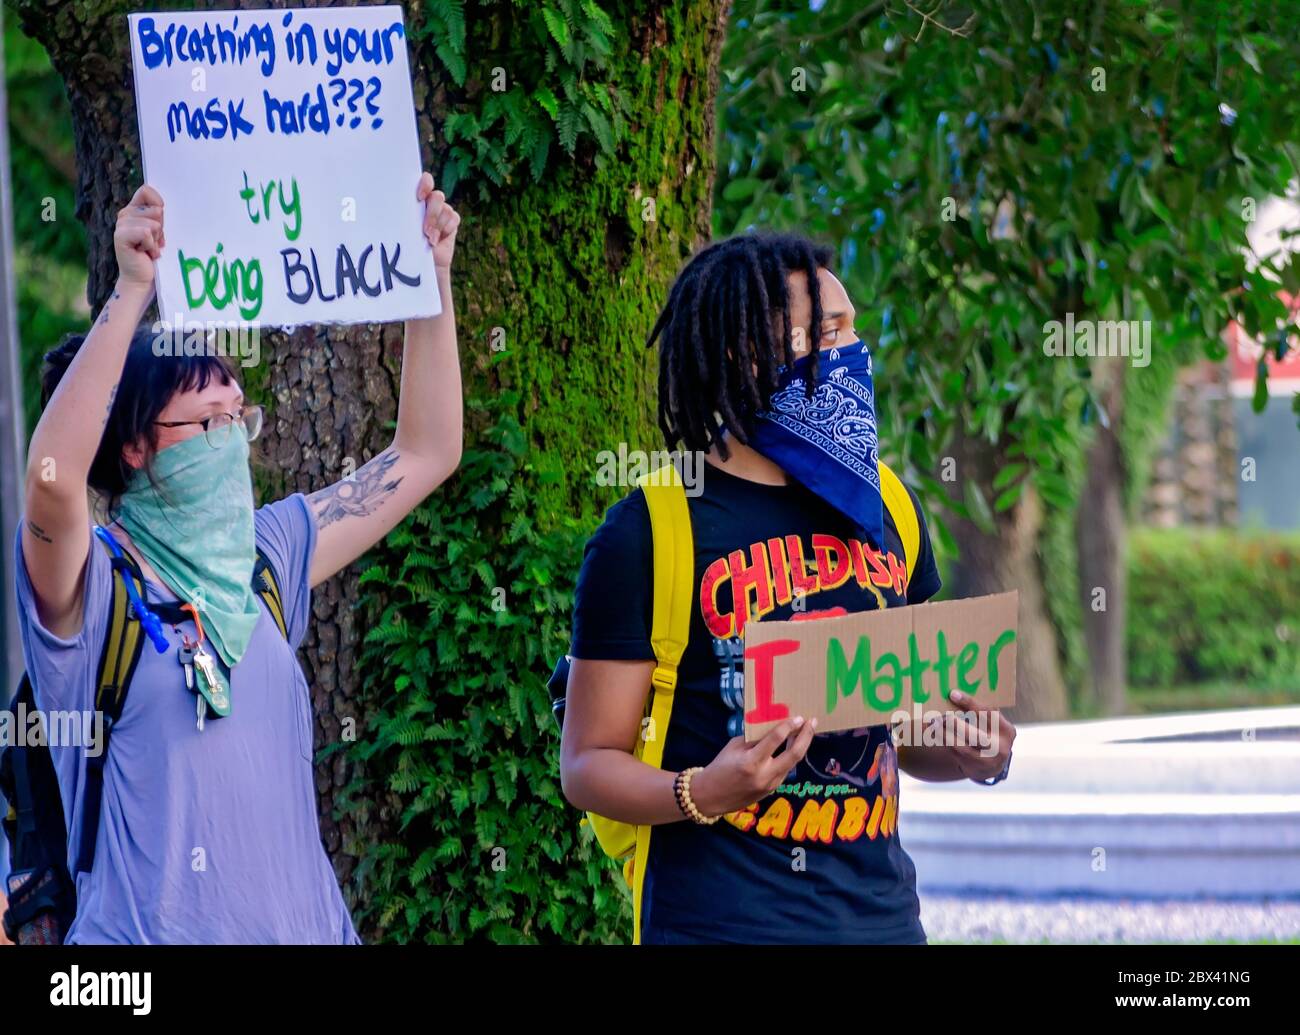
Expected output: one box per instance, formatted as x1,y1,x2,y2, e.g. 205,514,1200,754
12,493,359,944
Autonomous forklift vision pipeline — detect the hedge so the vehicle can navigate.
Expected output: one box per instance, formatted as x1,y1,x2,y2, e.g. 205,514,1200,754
1128,528,1300,688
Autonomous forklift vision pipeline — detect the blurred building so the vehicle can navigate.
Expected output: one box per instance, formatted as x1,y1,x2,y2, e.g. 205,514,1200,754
1144,359,1240,527
1143,194,1300,530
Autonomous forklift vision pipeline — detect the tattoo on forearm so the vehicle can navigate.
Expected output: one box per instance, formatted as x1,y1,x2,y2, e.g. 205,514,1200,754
313,449,404,529
105,383,117,419
26,520,53,544
97,289,121,326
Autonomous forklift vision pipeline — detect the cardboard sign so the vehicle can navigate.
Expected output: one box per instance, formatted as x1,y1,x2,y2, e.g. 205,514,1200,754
743,591,1019,740
128,5,439,329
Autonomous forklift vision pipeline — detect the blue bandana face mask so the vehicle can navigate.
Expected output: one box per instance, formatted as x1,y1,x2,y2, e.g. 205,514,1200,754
749,338,885,550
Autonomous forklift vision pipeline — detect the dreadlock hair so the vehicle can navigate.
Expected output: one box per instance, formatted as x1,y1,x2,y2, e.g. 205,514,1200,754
648,231,836,460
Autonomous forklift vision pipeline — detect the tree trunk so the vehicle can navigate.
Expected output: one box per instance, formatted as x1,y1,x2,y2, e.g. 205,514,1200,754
1075,354,1128,715
15,0,729,940
943,427,1071,723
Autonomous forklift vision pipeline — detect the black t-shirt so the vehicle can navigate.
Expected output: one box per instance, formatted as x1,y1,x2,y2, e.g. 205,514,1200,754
570,460,943,944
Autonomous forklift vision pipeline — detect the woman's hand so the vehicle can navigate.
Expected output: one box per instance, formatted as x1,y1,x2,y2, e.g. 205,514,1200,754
114,184,165,292
690,717,818,818
417,172,460,271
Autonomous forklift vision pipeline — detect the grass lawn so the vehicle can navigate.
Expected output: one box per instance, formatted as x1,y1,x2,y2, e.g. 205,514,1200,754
1125,682,1300,715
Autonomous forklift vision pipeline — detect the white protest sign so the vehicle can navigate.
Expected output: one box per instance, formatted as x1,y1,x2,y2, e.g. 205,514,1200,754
128,5,440,330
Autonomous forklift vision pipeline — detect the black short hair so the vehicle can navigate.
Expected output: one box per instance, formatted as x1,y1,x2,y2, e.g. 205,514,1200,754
40,325,237,512
648,231,835,459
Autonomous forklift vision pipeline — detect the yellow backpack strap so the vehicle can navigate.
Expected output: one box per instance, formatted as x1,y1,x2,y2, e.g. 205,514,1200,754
629,463,693,945
253,548,289,641
878,460,919,590
94,537,147,720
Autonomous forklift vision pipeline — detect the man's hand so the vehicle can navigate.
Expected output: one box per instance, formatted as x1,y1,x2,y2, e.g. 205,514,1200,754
691,717,818,817
945,689,1015,782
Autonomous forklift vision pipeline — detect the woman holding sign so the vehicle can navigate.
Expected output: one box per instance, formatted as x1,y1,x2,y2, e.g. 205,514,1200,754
7,173,461,944
560,233,1016,945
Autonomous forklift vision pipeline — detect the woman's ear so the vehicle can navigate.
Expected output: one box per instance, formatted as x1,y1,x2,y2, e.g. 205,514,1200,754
121,439,147,470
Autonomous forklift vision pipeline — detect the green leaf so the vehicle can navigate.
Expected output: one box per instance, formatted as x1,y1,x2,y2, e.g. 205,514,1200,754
992,463,1026,490
993,482,1023,512
557,102,582,153
433,38,467,87
542,8,570,47
1252,366,1269,413
721,177,762,201
533,86,559,121
582,101,615,154
963,478,995,535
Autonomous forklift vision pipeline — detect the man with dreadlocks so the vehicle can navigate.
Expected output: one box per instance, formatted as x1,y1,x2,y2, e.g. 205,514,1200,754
559,232,1015,945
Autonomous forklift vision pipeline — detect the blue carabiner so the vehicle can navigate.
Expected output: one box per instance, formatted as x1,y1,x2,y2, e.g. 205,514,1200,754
92,525,170,654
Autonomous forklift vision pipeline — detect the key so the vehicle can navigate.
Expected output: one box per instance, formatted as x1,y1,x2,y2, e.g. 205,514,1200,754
192,645,231,719
193,648,218,692
192,645,219,732
177,644,195,691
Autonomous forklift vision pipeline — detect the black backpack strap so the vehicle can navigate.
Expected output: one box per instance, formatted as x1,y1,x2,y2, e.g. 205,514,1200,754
253,548,289,641
6,679,38,844
76,536,148,876
2,674,77,943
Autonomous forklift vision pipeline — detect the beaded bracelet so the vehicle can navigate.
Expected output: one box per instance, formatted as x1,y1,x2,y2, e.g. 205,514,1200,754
672,770,691,818
674,766,720,825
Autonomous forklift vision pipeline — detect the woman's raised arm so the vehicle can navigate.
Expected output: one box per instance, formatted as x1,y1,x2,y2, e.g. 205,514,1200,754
21,185,163,637
306,173,463,588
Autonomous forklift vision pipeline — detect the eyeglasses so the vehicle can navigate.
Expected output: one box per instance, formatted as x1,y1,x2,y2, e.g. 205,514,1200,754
154,404,264,448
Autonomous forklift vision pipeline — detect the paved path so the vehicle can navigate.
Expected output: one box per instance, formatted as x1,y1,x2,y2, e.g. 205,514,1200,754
917,892,1300,943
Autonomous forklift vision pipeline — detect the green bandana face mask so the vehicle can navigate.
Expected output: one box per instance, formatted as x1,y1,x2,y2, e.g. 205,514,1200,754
115,424,261,688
